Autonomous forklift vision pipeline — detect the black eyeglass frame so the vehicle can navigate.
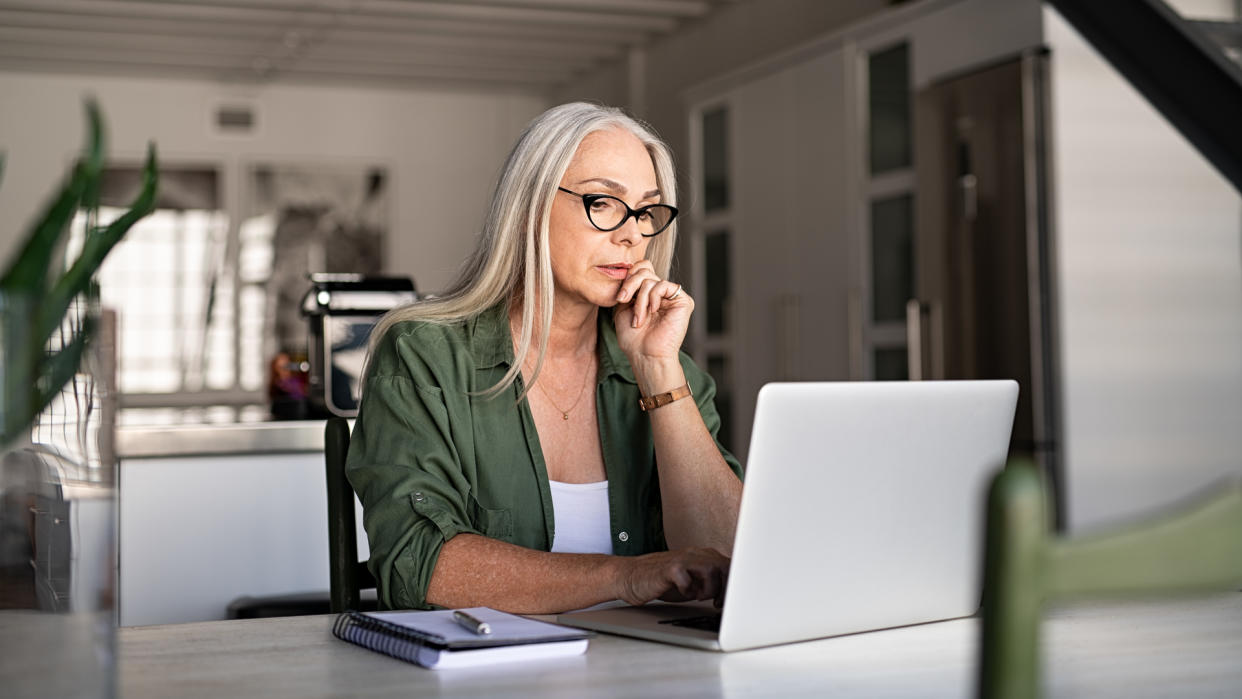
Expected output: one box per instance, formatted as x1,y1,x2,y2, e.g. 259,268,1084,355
557,187,678,238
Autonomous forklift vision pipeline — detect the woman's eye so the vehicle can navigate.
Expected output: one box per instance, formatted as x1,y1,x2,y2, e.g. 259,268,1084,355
589,199,611,211
636,209,653,221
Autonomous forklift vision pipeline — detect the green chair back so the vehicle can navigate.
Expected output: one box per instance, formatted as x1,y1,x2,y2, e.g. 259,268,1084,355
978,461,1242,698
325,416,375,613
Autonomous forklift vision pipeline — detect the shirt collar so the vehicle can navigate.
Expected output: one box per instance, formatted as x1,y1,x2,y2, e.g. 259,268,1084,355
468,302,636,385
468,302,513,370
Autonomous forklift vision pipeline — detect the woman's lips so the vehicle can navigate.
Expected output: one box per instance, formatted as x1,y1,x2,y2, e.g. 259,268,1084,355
596,264,631,280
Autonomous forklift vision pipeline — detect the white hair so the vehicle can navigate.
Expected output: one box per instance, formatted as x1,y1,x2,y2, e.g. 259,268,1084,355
368,102,679,399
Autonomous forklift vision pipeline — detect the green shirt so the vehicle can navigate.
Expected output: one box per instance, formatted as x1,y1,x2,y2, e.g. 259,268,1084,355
346,302,743,610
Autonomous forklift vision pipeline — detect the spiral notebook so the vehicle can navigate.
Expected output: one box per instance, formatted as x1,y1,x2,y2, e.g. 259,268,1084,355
332,607,590,669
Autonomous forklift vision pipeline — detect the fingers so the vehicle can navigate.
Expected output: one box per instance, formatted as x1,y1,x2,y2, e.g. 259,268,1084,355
660,549,729,603
621,549,730,606
614,261,693,329
627,279,688,329
615,260,656,305
630,278,659,328
646,281,679,325
686,551,728,603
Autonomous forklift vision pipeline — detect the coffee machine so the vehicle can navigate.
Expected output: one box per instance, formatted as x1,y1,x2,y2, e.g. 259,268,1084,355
300,274,417,417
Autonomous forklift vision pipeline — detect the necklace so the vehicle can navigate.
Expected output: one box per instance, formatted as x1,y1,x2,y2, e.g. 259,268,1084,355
533,357,593,420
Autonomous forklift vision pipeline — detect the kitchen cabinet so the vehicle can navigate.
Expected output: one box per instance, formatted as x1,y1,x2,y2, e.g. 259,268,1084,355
117,422,366,627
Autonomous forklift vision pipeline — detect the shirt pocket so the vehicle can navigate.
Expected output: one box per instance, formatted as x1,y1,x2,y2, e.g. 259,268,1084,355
466,494,513,541
408,490,513,543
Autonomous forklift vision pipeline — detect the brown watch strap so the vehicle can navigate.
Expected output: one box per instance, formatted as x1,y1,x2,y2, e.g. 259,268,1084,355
638,383,693,411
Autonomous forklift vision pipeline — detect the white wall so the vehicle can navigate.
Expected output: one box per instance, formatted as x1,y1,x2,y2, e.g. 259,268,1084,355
1046,6,1242,531
0,71,547,294
553,0,890,200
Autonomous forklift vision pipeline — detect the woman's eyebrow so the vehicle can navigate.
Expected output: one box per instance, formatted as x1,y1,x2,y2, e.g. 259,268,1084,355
574,177,662,200
574,177,625,192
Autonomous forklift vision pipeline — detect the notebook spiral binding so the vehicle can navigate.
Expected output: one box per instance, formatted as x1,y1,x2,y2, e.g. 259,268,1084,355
332,611,447,664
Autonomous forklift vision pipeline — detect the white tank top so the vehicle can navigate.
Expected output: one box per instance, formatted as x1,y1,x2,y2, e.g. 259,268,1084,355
548,480,614,555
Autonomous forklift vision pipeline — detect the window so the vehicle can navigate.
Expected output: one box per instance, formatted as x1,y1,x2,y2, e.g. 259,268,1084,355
862,41,916,380
76,166,240,407
76,162,388,418
691,103,736,453
869,43,912,174
702,107,730,213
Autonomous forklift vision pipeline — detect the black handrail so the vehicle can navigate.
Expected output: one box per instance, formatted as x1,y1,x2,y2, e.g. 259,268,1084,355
1048,0,1242,194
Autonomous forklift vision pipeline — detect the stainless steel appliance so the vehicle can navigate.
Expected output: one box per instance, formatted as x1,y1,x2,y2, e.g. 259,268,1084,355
301,274,417,418
913,50,1064,523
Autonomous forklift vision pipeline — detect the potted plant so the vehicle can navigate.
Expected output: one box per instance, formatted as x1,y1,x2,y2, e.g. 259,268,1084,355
0,100,157,697
0,100,157,446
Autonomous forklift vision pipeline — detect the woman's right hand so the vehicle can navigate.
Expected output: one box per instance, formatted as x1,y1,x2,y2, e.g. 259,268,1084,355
613,548,730,608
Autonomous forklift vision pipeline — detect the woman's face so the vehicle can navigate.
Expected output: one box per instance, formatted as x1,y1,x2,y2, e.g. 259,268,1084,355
548,127,660,311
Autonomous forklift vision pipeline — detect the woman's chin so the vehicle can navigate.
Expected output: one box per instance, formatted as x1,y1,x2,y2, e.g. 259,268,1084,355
589,285,624,308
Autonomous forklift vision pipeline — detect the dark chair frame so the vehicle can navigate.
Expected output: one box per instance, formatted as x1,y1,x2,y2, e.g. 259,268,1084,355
325,416,375,613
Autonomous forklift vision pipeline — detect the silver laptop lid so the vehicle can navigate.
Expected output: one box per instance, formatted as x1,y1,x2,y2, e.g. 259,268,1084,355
718,380,1018,651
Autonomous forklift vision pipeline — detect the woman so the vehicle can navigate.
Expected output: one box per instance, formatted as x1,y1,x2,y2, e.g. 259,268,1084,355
347,102,743,614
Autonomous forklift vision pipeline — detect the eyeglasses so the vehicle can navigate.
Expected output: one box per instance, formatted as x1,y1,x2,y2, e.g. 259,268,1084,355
557,187,678,238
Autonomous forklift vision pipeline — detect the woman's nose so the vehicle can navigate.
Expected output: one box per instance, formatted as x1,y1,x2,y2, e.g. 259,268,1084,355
611,214,642,246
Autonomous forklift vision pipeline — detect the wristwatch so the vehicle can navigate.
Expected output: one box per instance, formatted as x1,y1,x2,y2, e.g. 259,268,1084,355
638,383,693,411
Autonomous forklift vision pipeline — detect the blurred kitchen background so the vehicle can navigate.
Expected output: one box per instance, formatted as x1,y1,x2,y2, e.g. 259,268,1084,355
1,0,1240,628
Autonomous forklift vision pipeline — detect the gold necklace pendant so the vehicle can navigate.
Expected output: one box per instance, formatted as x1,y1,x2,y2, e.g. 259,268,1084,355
533,356,593,421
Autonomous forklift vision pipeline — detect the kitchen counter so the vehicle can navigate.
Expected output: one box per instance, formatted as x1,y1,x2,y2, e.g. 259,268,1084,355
115,410,363,626
118,420,328,458
115,407,347,458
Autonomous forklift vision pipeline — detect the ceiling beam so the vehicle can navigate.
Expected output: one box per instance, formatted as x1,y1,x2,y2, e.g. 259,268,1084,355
0,0,677,31
383,0,710,16
0,0,724,90
0,41,576,80
0,56,552,93
0,21,621,61
0,4,652,43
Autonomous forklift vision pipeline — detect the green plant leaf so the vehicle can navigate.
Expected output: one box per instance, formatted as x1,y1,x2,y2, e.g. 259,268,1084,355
1,292,37,443
24,320,97,444
0,161,88,294
37,143,158,344
0,318,94,446
80,99,106,218
0,101,104,295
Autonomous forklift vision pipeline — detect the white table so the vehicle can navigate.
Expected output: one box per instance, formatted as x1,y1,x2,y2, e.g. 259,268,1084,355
118,594,1242,697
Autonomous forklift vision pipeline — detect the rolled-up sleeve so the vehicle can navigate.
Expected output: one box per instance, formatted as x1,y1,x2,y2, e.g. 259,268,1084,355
345,328,478,610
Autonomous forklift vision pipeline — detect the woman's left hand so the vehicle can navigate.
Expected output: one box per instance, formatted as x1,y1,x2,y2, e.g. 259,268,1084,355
613,260,693,362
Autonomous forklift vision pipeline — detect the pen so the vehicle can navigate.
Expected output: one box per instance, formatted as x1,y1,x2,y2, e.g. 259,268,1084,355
453,609,491,635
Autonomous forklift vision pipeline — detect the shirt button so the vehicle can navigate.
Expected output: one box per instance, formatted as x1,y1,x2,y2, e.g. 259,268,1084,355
617,531,629,543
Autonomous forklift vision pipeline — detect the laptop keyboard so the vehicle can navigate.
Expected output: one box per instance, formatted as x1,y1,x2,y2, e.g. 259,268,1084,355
658,614,722,633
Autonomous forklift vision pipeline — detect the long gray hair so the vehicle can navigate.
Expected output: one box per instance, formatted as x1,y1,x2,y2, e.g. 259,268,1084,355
368,102,678,398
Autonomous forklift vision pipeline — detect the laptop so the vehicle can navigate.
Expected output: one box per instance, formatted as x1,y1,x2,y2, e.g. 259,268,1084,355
557,380,1019,651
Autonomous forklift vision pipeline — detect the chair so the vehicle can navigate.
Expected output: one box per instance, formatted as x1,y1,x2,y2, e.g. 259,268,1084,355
978,461,1242,698
325,416,376,613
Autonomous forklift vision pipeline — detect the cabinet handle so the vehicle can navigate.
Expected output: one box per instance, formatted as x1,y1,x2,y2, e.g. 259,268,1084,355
906,299,925,381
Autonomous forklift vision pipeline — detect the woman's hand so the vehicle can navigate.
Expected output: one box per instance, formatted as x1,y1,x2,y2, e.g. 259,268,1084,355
613,547,730,608
613,260,693,362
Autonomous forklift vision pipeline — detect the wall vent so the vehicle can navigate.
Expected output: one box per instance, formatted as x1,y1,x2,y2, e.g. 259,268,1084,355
215,105,256,133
